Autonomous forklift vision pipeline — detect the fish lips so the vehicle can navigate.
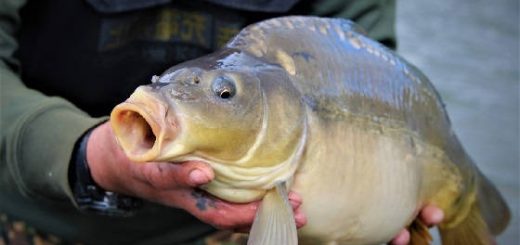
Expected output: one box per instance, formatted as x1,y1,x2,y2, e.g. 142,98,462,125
110,86,179,162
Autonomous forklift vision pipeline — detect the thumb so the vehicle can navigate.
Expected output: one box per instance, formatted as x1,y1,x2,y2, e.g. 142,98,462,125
167,161,215,187
139,161,215,189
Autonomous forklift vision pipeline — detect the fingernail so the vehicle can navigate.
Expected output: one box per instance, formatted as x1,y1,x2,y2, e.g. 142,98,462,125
432,209,444,223
294,212,307,227
289,198,301,208
393,230,410,245
189,169,209,185
294,211,303,221
288,192,302,201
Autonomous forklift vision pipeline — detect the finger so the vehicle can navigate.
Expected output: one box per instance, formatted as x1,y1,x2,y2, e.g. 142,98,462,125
288,191,303,209
182,190,260,230
389,229,410,245
184,162,214,186
288,192,306,228
293,207,307,228
141,161,214,189
419,205,444,227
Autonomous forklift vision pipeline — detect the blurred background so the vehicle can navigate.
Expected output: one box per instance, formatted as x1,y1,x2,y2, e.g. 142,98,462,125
396,0,519,244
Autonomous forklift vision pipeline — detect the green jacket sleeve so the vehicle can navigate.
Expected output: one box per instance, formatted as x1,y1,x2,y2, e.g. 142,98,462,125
0,0,105,201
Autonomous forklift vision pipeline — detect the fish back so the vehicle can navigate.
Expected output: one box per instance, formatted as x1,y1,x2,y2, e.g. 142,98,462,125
227,16,452,152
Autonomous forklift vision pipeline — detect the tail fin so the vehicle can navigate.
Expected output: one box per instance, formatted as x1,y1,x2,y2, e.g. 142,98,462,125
476,173,511,235
439,173,510,245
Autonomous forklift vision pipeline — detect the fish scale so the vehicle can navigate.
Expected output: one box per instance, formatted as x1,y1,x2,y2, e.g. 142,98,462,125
230,17,439,129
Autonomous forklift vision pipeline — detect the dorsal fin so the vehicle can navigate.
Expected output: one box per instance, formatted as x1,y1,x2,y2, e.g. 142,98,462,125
226,16,367,59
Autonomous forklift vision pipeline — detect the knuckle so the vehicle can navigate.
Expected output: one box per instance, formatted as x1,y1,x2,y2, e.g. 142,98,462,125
142,164,182,189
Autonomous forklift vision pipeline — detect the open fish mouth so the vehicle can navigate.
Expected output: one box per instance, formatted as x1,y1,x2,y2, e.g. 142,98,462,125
110,87,178,162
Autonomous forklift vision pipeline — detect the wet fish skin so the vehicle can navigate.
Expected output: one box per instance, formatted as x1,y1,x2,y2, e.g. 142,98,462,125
110,16,510,245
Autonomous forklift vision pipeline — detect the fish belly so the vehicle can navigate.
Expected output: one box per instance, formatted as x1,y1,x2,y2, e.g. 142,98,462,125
292,115,428,245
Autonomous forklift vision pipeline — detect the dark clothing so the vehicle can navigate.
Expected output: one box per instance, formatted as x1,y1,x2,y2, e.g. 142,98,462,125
16,0,396,117
0,0,396,244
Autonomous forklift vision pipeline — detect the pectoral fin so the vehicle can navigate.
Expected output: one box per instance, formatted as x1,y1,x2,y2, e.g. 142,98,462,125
247,183,297,245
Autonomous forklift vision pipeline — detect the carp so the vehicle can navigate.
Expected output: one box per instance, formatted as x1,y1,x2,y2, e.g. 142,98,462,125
110,16,510,245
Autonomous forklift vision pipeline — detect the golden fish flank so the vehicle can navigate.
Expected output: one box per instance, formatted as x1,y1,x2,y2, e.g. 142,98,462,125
110,16,510,245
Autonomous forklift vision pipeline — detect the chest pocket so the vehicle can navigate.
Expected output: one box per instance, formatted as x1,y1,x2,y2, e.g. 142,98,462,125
86,0,244,58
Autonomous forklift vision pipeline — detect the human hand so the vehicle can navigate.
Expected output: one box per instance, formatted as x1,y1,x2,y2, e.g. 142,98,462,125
389,205,444,245
84,122,306,230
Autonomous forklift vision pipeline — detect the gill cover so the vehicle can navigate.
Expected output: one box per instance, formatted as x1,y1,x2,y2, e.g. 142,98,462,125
194,51,308,202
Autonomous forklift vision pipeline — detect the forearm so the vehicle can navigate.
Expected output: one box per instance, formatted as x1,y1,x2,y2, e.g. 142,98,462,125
0,0,106,202
1,66,105,200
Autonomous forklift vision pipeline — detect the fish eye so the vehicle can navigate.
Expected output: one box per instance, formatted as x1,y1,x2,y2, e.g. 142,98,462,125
212,76,236,99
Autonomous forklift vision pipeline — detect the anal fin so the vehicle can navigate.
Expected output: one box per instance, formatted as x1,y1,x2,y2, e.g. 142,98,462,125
439,204,495,245
247,182,297,245
408,219,432,245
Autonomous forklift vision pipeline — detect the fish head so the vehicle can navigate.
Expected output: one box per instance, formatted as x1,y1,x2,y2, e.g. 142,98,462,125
110,49,306,202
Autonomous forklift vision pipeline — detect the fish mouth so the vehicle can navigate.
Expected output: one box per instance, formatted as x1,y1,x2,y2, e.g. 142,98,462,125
110,87,178,162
